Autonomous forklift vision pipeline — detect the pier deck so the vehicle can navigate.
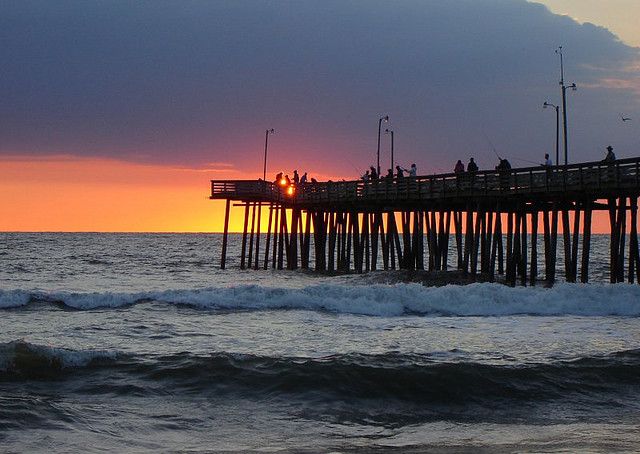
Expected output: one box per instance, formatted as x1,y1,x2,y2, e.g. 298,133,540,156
211,157,640,286
211,158,640,208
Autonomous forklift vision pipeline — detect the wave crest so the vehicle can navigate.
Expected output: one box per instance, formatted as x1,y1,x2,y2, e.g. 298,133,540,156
3,343,640,407
0,340,117,378
2,282,640,316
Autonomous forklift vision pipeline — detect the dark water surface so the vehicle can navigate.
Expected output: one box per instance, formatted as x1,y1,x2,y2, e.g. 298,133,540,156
1,233,640,452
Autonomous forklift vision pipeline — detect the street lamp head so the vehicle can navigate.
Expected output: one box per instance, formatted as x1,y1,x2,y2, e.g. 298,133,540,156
267,128,275,134
381,115,389,122
543,102,549,108
384,128,392,134
570,83,577,91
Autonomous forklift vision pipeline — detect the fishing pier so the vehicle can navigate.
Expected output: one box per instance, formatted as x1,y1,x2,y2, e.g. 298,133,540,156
211,157,640,285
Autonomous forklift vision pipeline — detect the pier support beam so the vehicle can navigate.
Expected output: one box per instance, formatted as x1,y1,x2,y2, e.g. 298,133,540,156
220,199,231,269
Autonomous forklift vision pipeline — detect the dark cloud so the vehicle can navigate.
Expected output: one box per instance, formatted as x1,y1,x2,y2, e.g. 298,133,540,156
1,0,638,172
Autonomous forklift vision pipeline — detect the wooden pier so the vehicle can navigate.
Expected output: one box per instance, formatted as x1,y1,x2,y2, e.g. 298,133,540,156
211,157,640,285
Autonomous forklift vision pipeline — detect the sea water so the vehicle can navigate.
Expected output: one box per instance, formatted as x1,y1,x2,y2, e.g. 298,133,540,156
1,233,640,452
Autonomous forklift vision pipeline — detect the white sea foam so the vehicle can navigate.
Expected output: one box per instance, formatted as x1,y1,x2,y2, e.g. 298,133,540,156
1,283,639,317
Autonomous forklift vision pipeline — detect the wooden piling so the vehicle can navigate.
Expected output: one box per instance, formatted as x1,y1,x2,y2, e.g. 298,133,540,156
220,199,231,269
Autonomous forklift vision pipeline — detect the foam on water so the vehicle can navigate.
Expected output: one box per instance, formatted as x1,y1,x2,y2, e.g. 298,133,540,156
2,282,639,316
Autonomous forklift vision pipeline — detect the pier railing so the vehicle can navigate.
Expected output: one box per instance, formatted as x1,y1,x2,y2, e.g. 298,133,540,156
211,157,640,205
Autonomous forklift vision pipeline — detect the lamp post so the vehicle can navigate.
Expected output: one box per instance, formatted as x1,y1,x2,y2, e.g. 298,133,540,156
377,115,389,175
385,128,394,171
543,102,559,166
556,46,577,166
262,128,275,182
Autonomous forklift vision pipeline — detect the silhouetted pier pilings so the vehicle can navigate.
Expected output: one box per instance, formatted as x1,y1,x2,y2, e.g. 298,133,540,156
211,157,640,285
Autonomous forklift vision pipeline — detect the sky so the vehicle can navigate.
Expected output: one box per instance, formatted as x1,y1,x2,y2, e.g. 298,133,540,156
1,0,639,232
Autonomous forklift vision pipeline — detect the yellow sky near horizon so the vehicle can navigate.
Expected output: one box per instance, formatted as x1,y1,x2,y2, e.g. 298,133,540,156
0,155,616,234
535,0,640,47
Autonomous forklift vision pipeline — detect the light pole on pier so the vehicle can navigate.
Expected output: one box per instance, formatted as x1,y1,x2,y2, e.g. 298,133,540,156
377,115,389,175
543,102,560,166
385,128,394,171
556,46,577,166
262,128,275,182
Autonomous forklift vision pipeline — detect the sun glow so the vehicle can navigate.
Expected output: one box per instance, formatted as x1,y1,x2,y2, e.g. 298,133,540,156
0,155,244,232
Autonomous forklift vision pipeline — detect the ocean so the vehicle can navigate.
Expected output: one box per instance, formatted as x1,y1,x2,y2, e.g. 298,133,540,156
1,232,640,452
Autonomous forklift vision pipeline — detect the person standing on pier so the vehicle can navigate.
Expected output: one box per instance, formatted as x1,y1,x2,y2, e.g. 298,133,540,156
496,158,511,191
300,172,308,185
370,166,378,181
603,146,616,163
454,160,465,173
467,158,478,173
543,153,553,183
293,170,299,185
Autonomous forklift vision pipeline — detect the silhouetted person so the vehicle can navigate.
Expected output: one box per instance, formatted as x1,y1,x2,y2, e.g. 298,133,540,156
496,158,511,191
293,170,299,185
370,166,378,180
284,174,291,186
310,177,318,183
467,158,478,173
454,160,465,173
362,170,370,182
603,145,616,163
275,172,283,184
496,158,511,171
300,172,307,185
396,165,404,178
542,153,553,181
386,168,394,180
404,163,417,177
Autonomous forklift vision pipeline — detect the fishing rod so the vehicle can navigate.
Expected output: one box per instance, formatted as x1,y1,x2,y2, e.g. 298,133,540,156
343,155,366,176
512,157,543,166
482,132,502,161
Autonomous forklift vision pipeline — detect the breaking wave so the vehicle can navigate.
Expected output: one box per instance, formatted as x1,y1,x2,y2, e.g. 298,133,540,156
0,340,117,379
2,282,640,316
2,341,640,409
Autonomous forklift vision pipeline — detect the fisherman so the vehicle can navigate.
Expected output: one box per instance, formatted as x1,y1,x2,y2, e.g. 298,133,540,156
454,160,465,173
603,145,616,163
395,165,404,179
386,168,394,179
496,158,511,191
543,153,553,167
406,163,417,177
293,170,299,185
496,158,511,171
275,172,283,185
362,170,370,182
370,166,378,181
467,158,478,173
300,172,308,185
284,174,291,186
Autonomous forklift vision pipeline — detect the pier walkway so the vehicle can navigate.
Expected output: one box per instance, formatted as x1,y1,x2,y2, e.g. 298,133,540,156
211,157,640,285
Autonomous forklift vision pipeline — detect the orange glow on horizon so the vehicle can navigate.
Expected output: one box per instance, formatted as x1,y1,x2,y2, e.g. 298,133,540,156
0,155,343,232
0,154,619,234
